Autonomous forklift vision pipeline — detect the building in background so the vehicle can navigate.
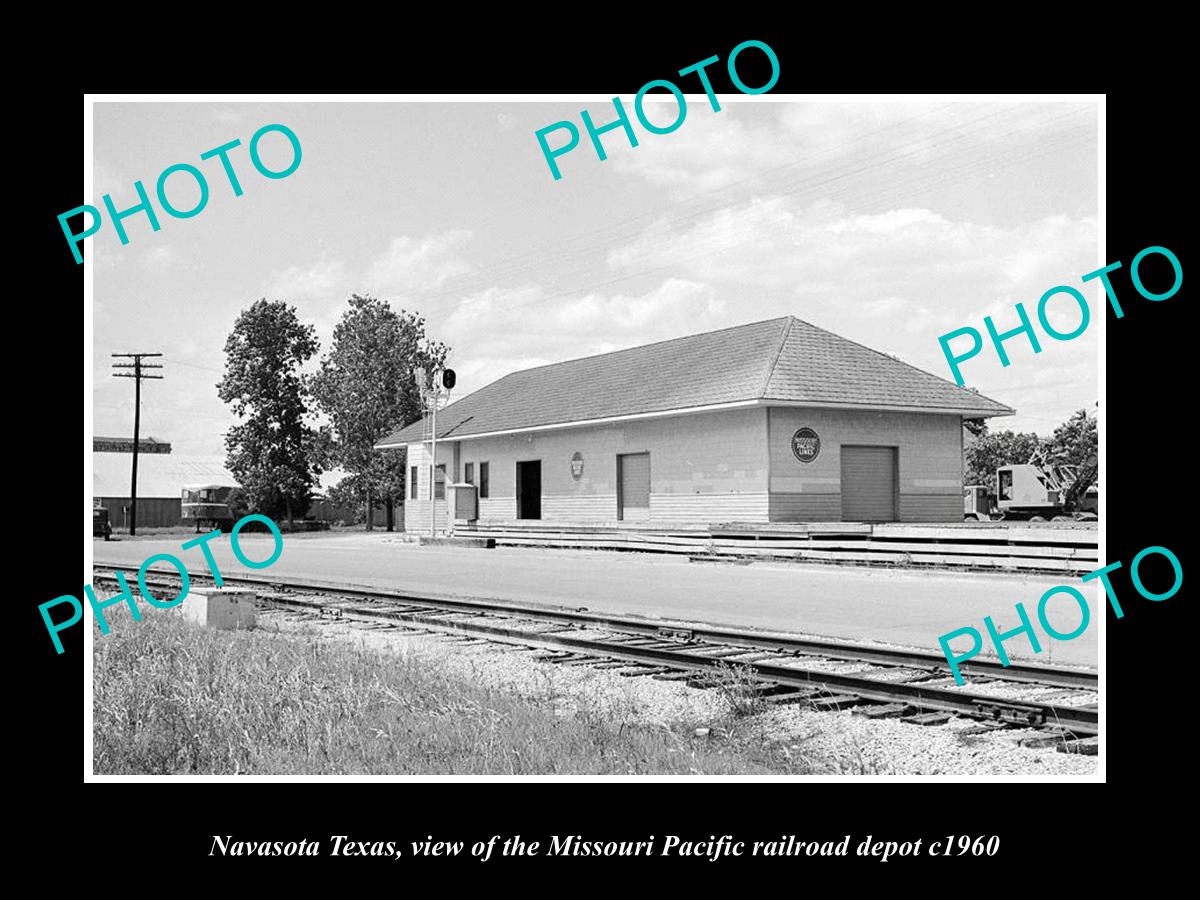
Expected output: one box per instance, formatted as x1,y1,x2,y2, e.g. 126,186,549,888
377,316,1013,532
309,468,395,529
93,440,235,529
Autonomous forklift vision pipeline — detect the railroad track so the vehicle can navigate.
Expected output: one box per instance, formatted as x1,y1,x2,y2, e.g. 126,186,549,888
92,564,1099,751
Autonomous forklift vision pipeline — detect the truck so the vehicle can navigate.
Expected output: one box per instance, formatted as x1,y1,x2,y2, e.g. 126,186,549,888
181,483,236,532
93,504,112,540
965,452,1097,522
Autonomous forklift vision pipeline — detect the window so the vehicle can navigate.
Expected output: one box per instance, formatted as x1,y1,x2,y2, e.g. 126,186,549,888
998,469,1013,501
410,466,418,500
435,464,446,500
479,461,489,499
465,462,474,485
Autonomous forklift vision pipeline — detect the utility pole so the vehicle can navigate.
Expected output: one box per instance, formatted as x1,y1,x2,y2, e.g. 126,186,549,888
112,353,163,536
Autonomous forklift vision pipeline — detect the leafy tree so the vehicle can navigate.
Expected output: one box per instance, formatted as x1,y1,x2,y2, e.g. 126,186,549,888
963,427,1043,488
324,450,406,526
325,471,368,523
310,295,449,530
1044,408,1097,468
305,425,337,476
962,417,987,438
370,448,410,530
225,487,250,523
217,299,320,525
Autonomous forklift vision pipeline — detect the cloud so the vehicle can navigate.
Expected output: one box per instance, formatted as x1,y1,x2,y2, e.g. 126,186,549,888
263,256,350,302
610,106,791,192
363,230,474,296
438,278,726,395
263,229,478,305
91,160,130,202
584,196,1098,430
140,245,185,274
608,102,949,193
415,187,1097,435
607,195,1096,311
611,101,1095,199
255,230,479,357
859,296,910,317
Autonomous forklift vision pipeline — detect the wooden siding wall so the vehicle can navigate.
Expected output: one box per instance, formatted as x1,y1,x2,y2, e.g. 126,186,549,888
448,407,770,525
96,497,181,529
404,442,455,533
767,408,963,523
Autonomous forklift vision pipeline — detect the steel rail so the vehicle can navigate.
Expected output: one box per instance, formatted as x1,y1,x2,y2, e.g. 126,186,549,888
93,566,1099,735
93,563,1096,690
238,592,1103,736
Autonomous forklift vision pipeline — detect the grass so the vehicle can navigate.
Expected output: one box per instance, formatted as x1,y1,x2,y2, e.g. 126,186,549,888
92,611,880,775
698,661,769,718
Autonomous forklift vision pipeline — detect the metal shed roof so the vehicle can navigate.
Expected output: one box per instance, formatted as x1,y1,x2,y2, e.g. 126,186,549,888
93,454,236,498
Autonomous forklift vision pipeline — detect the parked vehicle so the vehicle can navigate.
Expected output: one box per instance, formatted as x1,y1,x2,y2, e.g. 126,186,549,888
93,504,112,540
963,484,996,521
995,451,1098,521
181,483,236,532
965,452,1097,522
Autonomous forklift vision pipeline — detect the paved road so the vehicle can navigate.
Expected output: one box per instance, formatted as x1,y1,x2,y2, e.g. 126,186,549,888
93,532,1098,667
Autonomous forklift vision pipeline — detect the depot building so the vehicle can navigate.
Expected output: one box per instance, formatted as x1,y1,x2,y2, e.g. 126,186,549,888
376,316,1013,532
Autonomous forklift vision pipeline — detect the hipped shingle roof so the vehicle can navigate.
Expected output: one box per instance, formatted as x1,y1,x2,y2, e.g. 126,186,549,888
377,316,1013,447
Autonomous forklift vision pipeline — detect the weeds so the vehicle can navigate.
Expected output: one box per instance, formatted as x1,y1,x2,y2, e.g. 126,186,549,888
698,661,769,718
91,612,874,776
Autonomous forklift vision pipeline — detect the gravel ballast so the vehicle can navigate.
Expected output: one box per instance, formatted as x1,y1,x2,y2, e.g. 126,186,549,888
261,610,1098,776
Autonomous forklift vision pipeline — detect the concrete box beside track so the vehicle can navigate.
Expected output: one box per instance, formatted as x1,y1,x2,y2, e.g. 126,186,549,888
182,588,256,630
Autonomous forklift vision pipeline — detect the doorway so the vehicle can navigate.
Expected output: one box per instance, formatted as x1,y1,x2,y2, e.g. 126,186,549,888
840,445,899,522
617,452,651,521
516,459,542,520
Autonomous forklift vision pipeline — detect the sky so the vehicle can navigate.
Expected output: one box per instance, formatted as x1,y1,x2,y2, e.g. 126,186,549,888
92,99,1099,457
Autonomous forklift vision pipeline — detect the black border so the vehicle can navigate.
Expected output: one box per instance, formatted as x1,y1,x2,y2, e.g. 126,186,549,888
27,25,1190,884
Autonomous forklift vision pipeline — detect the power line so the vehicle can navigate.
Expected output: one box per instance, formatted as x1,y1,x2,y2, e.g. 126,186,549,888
347,112,1093,334
401,103,1003,298
392,103,967,297
94,400,231,420
478,125,1094,319
167,358,224,374
387,104,1091,311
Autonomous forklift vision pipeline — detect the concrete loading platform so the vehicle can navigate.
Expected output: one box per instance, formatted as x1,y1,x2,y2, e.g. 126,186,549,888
454,520,1099,575
94,533,1099,667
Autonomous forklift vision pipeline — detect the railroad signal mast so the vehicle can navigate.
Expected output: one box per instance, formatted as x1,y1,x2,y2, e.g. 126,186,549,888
111,352,163,536
414,366,455,537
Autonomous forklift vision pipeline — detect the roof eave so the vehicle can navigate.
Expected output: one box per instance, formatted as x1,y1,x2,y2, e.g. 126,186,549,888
373,397,1016,447
759,398,1015,417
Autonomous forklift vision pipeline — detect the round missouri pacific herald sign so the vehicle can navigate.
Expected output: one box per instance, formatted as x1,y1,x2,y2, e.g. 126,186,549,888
791,427,821,463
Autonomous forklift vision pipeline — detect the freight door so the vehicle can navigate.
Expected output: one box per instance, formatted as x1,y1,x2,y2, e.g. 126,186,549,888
840,445,898,522
618,452,650,521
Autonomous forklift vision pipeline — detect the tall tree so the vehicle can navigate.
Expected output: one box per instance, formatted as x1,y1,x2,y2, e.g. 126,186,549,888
1045,407,1097,468
217,299,319,525
963,426,1043,487
964,407,1098,490
310,295,448,530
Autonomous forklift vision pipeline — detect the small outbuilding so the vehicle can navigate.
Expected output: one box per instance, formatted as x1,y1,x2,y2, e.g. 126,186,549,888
376,316,1013,531
93,450,235,529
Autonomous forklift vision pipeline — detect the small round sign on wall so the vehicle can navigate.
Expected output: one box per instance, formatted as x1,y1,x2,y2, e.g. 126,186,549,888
791,427,821,463
570,451,584,479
